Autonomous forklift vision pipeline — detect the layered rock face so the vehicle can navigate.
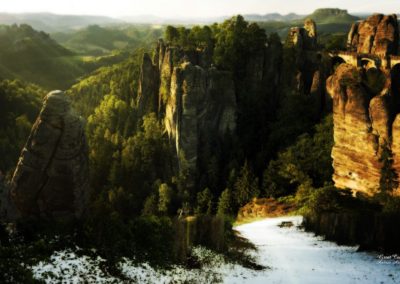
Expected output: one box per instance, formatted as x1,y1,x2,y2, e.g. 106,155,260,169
137,40,238,187
10,91,89,220
137,36,282,188
137,53,159,119
328,14,400,195
347,14,399,56
165,62,236,186
327,64,381,194
327,64,400,195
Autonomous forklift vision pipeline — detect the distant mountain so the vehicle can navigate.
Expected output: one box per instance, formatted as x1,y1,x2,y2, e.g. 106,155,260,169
243,13,303,22
257,8,359,41
302,8,359,24
0,13,121,33
0,24,87,89
52,24,163,55
122,13,303,24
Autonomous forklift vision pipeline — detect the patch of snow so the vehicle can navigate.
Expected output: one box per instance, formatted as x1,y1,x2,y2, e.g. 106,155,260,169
30,216,400,283
31,249,118,283
229,216,400,284
118,247,251,283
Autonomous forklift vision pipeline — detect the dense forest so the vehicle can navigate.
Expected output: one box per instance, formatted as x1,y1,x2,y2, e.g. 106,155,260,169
1,9,400,282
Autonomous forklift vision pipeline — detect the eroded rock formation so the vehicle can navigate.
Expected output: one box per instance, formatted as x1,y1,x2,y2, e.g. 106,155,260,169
287,18,318,51
286,19,332,112
327,63,400,195
137,53,159,119
10,90,89,220
328,14,400,196
164,62,236,185
328,64,381,194
347,14,399,56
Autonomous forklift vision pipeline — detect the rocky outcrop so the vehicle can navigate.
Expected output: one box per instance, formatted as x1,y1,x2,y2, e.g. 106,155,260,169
328,64,381,195
347,14,399,56
149,39,214,116
392,114,400,188
137,53,159,119
303,18,318,50
165,62,236,187
286,18,333,113
327,63,400,195
9,91,89,221
327,14,400,195
137,40,238,189
287,18,318,51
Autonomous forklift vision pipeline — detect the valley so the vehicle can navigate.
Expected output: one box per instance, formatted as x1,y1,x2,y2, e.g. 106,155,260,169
0,4,400,283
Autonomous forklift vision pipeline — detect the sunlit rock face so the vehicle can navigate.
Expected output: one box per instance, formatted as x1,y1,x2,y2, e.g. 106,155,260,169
347,14,399,56
10,90,89,220
327,14,400,196
327,64,381,195
327,64,400,195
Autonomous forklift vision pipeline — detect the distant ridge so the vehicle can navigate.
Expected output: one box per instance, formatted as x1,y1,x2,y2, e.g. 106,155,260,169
303,8,359,24
0,9,363,31
0,12,121,32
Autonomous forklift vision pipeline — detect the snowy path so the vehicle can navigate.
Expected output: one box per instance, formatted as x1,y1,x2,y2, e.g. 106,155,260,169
227,216,400,284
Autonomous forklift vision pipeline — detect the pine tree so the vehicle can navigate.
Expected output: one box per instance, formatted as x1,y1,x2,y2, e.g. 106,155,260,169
234,161,260,206
217,188,234,217
379,142,398,193
195,188,213,215
158,183,173,215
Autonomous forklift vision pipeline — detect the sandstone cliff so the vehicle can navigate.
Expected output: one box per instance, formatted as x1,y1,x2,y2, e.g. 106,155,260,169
347,14,399,56
286,19,331,112
327,64,400,195
9,90,89,220
165,62,236,187
327,13,400,196
136,32,283,189
137,53,159,120
137,40,237,188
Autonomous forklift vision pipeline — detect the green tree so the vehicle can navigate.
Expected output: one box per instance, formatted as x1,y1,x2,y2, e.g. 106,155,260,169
195,188,213,215
142,194,159,216
164,26,179,44
217,188,234,217
158,183,173,215
379,142,399,193
263,115,334,198
234,161,260,206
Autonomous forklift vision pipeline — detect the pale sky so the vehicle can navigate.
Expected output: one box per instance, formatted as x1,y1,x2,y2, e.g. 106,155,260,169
0,0,399,18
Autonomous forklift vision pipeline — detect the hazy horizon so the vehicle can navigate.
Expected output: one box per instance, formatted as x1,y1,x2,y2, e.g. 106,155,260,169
0,0,399,18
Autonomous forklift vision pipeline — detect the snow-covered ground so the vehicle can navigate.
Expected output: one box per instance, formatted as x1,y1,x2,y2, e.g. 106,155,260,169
230,216,400,284
31,216,400,283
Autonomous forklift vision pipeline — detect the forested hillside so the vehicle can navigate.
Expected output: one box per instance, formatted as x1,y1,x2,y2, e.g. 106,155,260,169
0,24,86,89
1,9,400,282
52,24,163,55
0,79,45,176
